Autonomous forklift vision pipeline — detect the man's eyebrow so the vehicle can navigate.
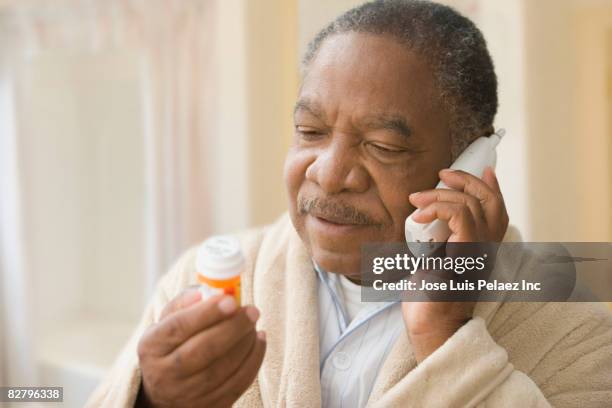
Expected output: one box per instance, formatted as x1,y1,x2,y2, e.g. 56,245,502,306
293,99,326,122
360,114,413,139
293,101,412,139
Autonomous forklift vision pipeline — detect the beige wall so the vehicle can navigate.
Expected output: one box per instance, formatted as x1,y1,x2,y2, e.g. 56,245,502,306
525,0,580,241
526,1,612,241
210,0,299,230
573,5,612,241
246,0,299,226
609,28,612,239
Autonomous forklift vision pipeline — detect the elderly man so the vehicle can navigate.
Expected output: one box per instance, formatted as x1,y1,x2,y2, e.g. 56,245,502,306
88,1,612,407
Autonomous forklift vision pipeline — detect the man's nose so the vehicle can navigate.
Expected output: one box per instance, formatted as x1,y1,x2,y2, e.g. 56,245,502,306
305,137,369,194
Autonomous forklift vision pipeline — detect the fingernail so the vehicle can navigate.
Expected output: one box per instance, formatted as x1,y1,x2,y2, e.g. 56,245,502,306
246,307,260,323
218,296,237,314
257,331,266,341
410,191,421,197
441,168,455,173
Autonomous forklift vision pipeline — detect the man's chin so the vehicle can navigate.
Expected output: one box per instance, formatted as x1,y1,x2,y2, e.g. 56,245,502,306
310,247,361,275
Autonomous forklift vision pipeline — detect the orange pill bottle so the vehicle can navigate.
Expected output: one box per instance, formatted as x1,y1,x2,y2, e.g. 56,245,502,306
196,235,243,303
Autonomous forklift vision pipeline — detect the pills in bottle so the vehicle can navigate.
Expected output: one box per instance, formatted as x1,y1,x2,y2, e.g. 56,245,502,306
196,235,243,303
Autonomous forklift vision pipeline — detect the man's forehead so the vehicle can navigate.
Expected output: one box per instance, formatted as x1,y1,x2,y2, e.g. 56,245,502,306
297,35,438,122
305,32,433,85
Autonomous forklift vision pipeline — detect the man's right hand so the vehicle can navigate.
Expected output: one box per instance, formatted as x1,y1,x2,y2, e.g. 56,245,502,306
136,289,266,408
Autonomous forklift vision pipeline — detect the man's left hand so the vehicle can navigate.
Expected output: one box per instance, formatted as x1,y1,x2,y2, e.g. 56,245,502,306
402,167,509,364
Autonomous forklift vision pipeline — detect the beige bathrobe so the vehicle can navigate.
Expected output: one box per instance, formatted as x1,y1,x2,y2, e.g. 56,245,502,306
87,213,612,407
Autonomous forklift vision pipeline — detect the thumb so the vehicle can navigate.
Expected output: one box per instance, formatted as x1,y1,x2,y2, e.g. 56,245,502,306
159,286,203,321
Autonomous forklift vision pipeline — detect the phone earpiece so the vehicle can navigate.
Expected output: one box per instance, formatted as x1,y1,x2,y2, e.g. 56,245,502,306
404,132,504,252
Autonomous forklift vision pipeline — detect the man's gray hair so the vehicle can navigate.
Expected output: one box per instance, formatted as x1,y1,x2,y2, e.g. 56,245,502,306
302,0,498,159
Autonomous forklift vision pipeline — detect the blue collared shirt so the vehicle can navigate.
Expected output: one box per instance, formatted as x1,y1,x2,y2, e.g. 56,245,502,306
315,263,404,408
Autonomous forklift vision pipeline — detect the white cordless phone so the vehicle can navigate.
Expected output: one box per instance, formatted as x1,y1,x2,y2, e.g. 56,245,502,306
404,130,504,252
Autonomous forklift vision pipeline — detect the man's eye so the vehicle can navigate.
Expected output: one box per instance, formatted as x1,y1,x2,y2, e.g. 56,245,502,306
295,126,324,140
368,142,404,154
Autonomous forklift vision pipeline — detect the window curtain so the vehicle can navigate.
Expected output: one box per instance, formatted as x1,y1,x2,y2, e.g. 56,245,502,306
0,0,215,386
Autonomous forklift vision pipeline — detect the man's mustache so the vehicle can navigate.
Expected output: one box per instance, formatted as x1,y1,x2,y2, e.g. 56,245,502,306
298,196,379,226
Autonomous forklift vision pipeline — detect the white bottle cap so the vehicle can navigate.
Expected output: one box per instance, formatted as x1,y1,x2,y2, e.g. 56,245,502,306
196,235,244,280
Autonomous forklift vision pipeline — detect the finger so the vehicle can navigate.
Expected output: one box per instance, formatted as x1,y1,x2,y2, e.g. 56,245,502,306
206,332,267,406
439,169,506,227
169,306,260,376
482,166,502,194
409,189,486,227
159,287,203,321
411,202,477,241
145,295,239,355
139,331,255,405
438,169,497,204
179,330,257,394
